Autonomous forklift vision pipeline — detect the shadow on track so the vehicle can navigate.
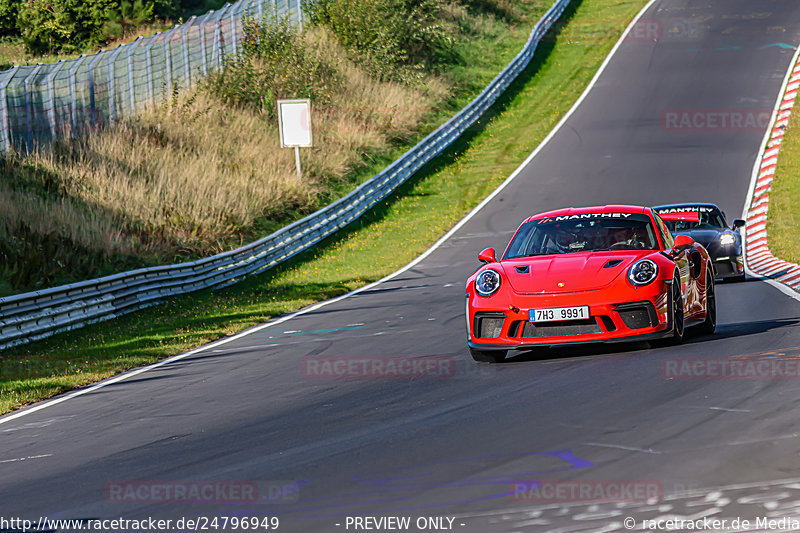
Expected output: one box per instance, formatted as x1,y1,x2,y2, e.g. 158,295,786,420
494,317,800,364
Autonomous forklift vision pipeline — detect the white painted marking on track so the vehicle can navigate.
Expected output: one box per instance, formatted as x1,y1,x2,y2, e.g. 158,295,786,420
0,0,664,426
582,442,661,454
728,433,798,446
0,454,53,464
204,329,422,354
1,416,74,432
211,343,279,353
687,406,751,413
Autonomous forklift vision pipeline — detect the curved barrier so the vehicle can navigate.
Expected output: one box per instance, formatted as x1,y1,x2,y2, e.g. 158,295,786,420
0,0,572,351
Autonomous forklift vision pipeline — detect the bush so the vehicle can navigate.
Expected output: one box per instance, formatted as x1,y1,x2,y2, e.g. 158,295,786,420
203,14,340,117
178,0,225,18
304,0,453,81
0,0,21,36
102,0,155,42
16,0,180,54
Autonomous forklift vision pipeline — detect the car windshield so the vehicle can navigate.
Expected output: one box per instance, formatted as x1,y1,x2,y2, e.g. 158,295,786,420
658,207,726,232
504,213,659,258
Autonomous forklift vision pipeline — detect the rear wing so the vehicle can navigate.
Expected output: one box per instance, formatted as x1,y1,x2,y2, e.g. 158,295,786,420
657,211,700,223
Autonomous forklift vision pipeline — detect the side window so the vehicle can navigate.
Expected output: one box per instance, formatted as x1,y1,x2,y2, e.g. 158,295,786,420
654,214,674,248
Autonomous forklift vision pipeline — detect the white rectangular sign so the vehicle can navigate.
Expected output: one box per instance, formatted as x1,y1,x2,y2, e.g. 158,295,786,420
277,99,313,148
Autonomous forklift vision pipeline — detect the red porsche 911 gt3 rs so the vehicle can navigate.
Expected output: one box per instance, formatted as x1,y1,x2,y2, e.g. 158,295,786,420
466,205,715,363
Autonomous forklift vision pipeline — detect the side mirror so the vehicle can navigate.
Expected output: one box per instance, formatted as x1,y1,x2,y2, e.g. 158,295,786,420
477,247,496,263
732,219,745,229
673,234,695,251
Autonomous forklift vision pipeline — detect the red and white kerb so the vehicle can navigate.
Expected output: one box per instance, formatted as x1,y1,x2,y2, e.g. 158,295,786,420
744,54,800,291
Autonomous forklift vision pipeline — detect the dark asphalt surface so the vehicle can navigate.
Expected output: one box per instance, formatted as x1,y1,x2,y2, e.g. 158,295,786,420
4,1,800,532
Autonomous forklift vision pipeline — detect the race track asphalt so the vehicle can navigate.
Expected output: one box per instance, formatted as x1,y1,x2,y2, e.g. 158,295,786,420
4,1,800,532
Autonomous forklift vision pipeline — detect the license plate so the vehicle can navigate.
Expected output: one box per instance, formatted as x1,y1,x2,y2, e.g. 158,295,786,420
530,306,589,322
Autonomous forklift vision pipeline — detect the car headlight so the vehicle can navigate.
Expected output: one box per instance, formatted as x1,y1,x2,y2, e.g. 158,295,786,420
475,269,501,297
719,233,735,246
628,259,658,286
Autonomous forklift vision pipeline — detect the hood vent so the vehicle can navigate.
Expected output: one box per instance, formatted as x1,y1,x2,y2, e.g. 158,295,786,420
603,259,624,268
515,265,530,273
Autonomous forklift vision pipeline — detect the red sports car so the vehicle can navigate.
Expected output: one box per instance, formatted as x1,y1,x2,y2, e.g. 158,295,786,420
466,205,715,363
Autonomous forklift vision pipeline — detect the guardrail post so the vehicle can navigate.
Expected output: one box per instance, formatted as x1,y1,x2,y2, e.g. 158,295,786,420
46,60,65,140
229,8,238,58
212,5,231,69
199,16,209,76
164,25,181,97
0,66,17,153
297,0,302,30
212,20,220,68
107,45,125,125
181,17,195,87
125,37,142,115
23,64,42,150
87,52,105,128
144,34,158,107
68,55,86,134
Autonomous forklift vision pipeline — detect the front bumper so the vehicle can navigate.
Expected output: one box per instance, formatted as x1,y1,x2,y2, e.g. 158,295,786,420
467,283,672,349
704,241,744,279
711,254,744,279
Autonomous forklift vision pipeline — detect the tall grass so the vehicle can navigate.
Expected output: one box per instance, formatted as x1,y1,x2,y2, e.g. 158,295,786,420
0,16,447,294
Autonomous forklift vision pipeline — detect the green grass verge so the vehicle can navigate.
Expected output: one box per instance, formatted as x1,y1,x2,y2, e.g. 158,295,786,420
768,102,800,265
0,0,649,414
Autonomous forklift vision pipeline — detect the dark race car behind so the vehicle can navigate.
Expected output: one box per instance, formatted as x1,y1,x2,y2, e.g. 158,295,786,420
653,203,745,281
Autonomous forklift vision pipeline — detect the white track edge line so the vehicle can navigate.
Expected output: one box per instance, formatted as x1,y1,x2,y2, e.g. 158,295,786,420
0,0,660,426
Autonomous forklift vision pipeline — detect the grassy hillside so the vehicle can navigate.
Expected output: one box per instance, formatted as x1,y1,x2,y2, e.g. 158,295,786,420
0,0,541,296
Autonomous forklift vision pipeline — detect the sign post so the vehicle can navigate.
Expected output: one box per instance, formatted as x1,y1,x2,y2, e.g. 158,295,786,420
277,99,313,177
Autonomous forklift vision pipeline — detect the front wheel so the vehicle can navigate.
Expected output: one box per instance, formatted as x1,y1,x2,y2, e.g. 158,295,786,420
470,348,507,363
660,278,685,346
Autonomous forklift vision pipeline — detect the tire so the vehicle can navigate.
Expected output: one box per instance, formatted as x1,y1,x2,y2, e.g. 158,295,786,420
699,268,716,335
661,277,685,346
470,348,507,363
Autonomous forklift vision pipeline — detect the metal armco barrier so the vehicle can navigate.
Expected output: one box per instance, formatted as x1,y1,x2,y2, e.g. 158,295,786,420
0,0,572,351
0,0,303,154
